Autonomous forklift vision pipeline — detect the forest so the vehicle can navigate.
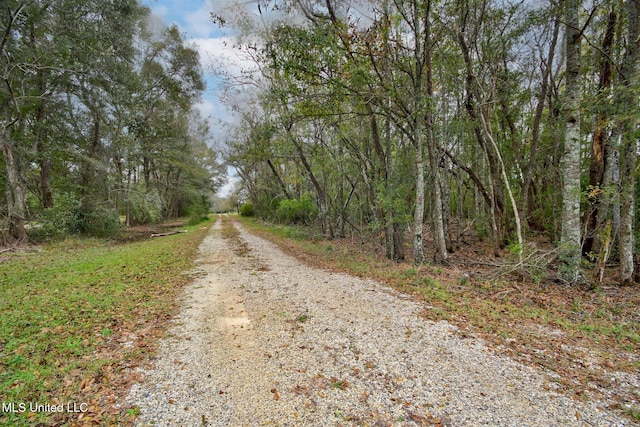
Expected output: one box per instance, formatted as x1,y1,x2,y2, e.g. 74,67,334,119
217,0,640,286
1,0,223,245
1,0,638,286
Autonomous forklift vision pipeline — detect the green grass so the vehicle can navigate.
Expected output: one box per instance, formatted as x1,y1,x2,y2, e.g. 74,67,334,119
238,217,311,240
0,218,213,426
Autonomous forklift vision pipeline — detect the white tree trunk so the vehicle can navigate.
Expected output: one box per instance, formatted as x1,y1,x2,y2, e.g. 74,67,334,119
618,0,639,285
413,138,426,265
427,140,448,263
559,0,582,284
480,112,524,267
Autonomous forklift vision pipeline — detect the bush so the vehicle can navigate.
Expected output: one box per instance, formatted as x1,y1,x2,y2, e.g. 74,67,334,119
28,195,121,241
275,197,315,224
77,206,121,238
127,191,162,225
239,202,255,217
29,194,82,241
187,195,210,225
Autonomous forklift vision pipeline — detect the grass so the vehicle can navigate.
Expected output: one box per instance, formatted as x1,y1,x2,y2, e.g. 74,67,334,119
0,218,213,426
236,215,640,419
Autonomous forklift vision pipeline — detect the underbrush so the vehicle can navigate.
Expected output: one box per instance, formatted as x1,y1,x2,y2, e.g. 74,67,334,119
0,219,213,426
236,215,640,420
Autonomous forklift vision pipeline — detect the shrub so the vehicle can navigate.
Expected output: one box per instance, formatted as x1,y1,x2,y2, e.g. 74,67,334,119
29,193,82,241
239,202,255,217
77,206,121,238
275,197,315,224
187,195,210,225
127,191,162,225
28,195,121,241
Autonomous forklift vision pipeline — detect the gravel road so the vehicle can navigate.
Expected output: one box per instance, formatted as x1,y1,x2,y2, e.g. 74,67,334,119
127,217,630,426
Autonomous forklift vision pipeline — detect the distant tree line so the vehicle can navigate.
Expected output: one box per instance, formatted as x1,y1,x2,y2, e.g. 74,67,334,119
220,0,639,285
1,0,223,243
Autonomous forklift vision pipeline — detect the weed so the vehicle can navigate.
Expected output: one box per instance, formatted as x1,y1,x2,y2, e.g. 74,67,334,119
627,408,640,421
403,267,417,278
458,274,470,286
570,296,583,313
420,276,440,287
331,379,348,390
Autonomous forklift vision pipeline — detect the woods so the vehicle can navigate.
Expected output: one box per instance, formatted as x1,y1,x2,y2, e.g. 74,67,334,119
1,0,638,285
219,0,639,285
1,1,222,244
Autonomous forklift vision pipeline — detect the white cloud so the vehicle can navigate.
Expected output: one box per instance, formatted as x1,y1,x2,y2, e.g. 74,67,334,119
194,98,230,145
185,1,217,37
216,169,240,197
146,5,169,35
191,36,258,78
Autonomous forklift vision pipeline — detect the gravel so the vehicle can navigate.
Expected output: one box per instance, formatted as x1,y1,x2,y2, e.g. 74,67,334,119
127,218,631,426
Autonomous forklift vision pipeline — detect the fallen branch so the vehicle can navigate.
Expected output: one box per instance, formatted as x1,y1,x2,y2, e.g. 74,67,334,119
491,246,559,281
150,230,187,238
453,260,503,268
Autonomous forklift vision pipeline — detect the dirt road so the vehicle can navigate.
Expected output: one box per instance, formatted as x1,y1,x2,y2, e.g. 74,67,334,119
127,217,628,426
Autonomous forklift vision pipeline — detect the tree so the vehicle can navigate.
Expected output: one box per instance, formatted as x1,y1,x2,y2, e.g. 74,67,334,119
215,0,637,284
1,2,38,242
617,0,639,285
1,1,222,243
559,0,583,284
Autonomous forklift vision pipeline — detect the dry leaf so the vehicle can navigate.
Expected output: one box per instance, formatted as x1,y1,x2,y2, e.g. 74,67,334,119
271,388,280,400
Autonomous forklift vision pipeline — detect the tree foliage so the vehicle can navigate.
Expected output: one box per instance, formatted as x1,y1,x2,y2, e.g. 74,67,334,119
0,1,223,242
219,0,639,284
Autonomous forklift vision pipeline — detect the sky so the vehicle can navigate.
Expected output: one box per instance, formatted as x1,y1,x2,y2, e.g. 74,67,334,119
140,0,244,196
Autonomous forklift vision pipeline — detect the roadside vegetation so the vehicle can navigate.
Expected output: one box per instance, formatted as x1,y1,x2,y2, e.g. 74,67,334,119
237,215,640,421
0,218,213,426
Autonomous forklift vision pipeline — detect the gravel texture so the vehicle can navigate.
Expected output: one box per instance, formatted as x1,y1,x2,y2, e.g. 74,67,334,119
127,218,631,426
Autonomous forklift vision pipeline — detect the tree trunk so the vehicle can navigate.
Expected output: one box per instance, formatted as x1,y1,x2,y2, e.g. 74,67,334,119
39,148,54,209
143,155,151,193
426,141,448,263
266,158,292,200
522,16,560,232
290,133,334,239
1,134,27,242
457,28,506,252
583,8,617,256
481,112,524,267
34,68,54,209
413,136,426,265
424,0,448,263
81,111,101,202
618,0,639,285
559,0,583,284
